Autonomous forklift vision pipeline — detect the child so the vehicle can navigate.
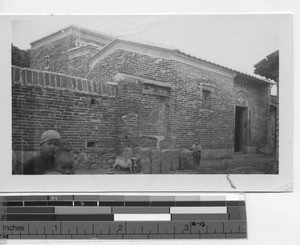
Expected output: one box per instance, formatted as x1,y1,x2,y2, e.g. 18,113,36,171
23,130,61,175
44,151,75,175
54,151,75,174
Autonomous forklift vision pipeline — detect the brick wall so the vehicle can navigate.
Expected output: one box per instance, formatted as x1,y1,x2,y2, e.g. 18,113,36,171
30,36,74,75
87,49,269,157
88,50,236,153
18,47,270,160
30,35,106,78
67,53,93,78
87,50,174,84
170,61,235,151
113,74,172,152
12,66,118,153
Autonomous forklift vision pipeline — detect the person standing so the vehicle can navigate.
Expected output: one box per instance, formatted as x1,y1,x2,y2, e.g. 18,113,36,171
191,142,202,170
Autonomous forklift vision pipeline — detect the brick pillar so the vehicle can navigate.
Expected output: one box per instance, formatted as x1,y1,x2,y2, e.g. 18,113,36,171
114,74,143,154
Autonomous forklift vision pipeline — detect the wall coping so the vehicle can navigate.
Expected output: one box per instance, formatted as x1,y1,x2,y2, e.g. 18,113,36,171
12,66,117,98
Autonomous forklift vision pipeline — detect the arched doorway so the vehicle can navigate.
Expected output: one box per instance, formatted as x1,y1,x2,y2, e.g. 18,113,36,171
234,92,249,152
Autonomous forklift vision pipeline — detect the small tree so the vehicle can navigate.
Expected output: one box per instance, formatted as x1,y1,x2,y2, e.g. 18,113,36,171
11,44,30,68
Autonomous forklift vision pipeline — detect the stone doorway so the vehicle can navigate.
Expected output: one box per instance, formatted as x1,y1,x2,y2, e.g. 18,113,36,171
234,106,248,152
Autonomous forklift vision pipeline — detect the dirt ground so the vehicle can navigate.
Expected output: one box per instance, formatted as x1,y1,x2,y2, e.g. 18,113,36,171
75,154,278,175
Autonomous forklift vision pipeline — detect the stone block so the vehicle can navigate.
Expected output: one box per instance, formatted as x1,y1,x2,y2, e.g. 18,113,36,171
161,150,172,173
20,69,25,84
14,67,20,82
50,74,56,87
32,71,39,84
170,150,180,170
150,149,161,174
139,135,157,148
77,79,83,91
61,75,67,88
102,83,107,94
178,150,194,170
122,147,133,160
26,69,33,84
93,82,97,94
159,137,176,150
87,80,93,93
72,78,77,90
75,152,88,163
83,80,88,92
11,67,15,81
38,72,44,86
133,147,151,174
56,75,61,87
111,85,117,97
66,77,73,89
44,73,50,86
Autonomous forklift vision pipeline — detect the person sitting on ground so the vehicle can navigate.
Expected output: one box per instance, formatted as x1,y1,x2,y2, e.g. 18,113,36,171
23,130,61,175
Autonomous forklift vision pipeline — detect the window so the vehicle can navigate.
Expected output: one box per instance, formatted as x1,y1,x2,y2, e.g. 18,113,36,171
202,90,212,109
87,141,97,148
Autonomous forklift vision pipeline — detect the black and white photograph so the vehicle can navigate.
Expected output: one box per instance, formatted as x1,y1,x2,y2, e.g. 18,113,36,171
0,1,298,243
10,15,282,174
0,14,292,192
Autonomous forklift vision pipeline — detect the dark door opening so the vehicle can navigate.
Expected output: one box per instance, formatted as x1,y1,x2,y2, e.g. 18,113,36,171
234,106,247,152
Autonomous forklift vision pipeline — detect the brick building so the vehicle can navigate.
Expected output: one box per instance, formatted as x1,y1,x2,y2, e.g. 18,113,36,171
12,25,273,166
254,50,279,159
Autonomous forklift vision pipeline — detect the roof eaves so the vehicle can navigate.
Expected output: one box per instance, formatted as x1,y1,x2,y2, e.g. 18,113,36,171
87,36,269,84
88,38,176,67
175,50,268,84
30,25,72,46
236,72,272,84
88,38,118,64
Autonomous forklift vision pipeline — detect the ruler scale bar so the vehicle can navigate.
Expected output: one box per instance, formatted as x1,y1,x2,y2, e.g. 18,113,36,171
1,200,244,207
170,207,227,214
0,195,247,239
172,214,229,220
6,207,55,214
115,214,171,221
55,207,112,214
0,221,247,234
6,214,115,221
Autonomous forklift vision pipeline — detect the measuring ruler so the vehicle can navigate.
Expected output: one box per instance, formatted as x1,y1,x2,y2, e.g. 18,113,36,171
0,194,247,239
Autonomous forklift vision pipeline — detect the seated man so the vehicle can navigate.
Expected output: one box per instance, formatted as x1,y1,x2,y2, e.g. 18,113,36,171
23,130,61,175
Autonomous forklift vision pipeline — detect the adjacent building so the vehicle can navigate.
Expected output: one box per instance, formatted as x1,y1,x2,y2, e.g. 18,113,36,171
254,50,279,159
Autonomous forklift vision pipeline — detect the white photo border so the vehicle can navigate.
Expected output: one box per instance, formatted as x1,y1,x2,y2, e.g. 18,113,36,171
0,14,293,193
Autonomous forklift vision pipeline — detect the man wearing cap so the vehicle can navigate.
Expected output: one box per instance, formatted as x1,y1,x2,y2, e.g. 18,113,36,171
23,130,61,175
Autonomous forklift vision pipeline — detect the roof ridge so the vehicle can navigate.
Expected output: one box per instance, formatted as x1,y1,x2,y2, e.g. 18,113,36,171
30,24,115,46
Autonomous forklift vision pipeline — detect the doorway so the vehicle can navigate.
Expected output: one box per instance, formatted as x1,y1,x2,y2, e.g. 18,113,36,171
234,106,248,152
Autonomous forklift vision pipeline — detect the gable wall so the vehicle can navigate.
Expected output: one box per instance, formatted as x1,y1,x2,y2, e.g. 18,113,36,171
87,49,242,156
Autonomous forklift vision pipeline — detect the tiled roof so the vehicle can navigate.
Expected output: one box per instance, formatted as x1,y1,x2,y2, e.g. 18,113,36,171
254,50,279,80
175,50,270,84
